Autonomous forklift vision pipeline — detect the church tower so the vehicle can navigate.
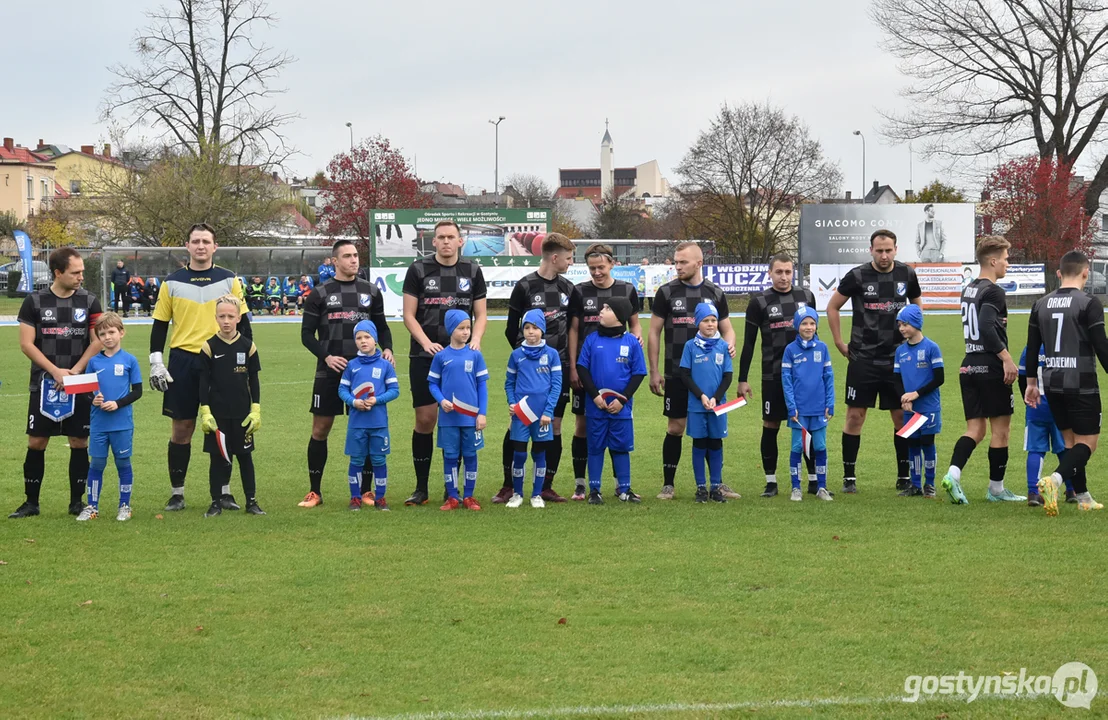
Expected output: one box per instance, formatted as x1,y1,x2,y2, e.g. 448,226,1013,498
600,119,614,199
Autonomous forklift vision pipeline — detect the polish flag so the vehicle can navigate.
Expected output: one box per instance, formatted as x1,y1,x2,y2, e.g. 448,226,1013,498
598,388,627,404
63,373,100,394
897,412,929,438
452,395,480,417
215,429,231,464
512,396,539,425
801,428,813,459
353,381,376,399
713,396,747,416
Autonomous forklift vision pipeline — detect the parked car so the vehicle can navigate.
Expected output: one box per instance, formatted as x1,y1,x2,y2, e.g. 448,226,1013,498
0,260,51,294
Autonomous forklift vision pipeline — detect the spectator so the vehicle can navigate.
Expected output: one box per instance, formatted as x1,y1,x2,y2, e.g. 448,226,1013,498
247,277,267,313
111,260,132,317
318,256,336,283
297,275,313,311
266,278,282,314
640,257,649,266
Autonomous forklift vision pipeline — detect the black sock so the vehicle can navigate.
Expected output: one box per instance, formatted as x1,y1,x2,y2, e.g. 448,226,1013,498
987,446,1008,483
893,434,909,480
360,459,374,495
1055,443,1092,488
238,453,256,501
69,446,89,505
307,437,327,495
950,435,977,470
209,455,231,502
662,433,682,487
501,429,513,489
804,450,815,478
543,434,563,491
842,433,860,480
760,426,779,478
1073,466,1088,494
412,431,433,493
168,441,191,489
24,448,45,504
571,435,588,482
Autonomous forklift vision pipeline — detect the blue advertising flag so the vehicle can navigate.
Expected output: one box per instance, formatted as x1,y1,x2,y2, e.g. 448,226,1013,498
13,230,33,294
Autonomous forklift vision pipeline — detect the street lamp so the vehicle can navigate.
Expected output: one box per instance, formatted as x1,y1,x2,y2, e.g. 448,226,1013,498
852,130,866,203
489,116,505,205
345,122,353,150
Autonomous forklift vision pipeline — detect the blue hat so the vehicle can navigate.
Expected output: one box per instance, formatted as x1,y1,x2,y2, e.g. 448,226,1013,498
897,304,924,330
793,306,819,331
445,309,470,338
353,319,378,343
522,308,546,335
694,302,719,328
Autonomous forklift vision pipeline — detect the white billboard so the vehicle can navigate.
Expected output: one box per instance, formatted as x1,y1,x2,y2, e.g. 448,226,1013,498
800,203,977,264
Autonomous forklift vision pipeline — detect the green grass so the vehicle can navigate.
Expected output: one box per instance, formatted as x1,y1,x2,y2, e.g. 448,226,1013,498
1,316,1106,719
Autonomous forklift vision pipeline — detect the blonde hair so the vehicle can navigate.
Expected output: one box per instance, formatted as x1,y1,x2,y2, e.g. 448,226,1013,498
975,235,1010,264
95,311,125,336
215,294,242,313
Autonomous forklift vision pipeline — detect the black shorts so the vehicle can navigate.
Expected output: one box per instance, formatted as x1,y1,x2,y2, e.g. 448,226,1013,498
959,372,1014,420
163,349,203,420
410,355,436,408
27,390,92,438
1046,392,1101,436
571,387,587,416
663,374,689,419
203,417,255,459
760,376,788,421
553,386,569,418
845,361,904,410
310,368,347,417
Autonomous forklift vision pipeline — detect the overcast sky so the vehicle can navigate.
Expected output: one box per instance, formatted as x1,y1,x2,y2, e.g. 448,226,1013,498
7,0,984,199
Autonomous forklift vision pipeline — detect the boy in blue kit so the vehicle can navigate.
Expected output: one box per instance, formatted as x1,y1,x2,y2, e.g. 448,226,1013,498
339,320,400,511
1019,345,1074,507
504,308,561,509
576,297,647,504
429,309,489,511
77,312,143,522
781,306,834,502
893,305,945,498
678,302,733,503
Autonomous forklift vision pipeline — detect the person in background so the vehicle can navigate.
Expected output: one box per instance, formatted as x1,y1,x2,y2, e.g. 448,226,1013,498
318,256,336,283
111,260,132,317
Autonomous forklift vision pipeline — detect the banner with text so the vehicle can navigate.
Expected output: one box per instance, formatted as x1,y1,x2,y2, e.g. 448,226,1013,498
370,208,552,267
702,264,773,293
799,203,977,265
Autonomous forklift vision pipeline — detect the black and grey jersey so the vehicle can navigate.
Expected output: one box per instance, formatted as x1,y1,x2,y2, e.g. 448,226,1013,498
569,279,640,352
961,278,1008,370
746,287,816,379
301,278,391,369
652,279,729,376
402,257,487,358
508,271,579,363
836,261,921,365
1029,288,1104,395
18,287,103,391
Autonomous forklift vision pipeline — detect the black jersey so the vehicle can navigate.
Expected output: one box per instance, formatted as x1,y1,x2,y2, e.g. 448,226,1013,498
652,278,729,376
199,332,261,418
18,287,103,391
507,271,579,362
301,277,391,369
1029,288,1104,395
402,257,487,358
569,279,641,352
836,261,921,365
960,278,1008,372
745,286,816,379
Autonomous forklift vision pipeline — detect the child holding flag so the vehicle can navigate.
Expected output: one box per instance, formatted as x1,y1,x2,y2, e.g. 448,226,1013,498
678,302,734,503
75,312,143,521
1018,345,1074,507
504,309,562,508
576,298,647,504
339,320,401,510
781,307,834,502
197,296,265,517
893,305,945,497
429,309,489,510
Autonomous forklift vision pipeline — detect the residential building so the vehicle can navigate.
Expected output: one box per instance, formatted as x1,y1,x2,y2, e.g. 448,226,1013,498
38,143,131,198
555,122,671,205
863,180,901,204
0,137,58,222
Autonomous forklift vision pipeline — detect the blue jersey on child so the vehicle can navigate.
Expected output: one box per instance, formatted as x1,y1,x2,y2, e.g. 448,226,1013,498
339,351,400,428
781,336,834,418
88,350,142,433
894,337,943,417
429,345,490,427
679,334,733,412
1019,346,1054,425
505,341,562,419
577,331,647,420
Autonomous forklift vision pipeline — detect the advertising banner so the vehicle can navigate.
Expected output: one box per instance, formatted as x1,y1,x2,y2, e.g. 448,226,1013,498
370,209,551,267
565,264,675,297
799,203,977,264
702,264,773,294
14,229,33,294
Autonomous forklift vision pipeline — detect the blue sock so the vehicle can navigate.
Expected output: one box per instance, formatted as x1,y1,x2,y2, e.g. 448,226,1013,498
910,447,923,488
707,446,723,491
444,454,460,500
463,455,478,499
692,443,707,488
512,450,527,496
347,460,362,500
373,464,387,500
923,443,936,486
1026,451,1045,494
88,456,107,510
789,450,802,489
814,449,827,490
531,450,546,497
612,452,631,495
587,451,604,492
117,458,133,507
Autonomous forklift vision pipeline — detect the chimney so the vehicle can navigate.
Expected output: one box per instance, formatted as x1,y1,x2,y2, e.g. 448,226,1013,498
844,191,852,201
904,189,914,201
81,145,95,155
37,139,44,149
3,138,13,152
271,171,279,181
872,180,880,194
103,143,112,159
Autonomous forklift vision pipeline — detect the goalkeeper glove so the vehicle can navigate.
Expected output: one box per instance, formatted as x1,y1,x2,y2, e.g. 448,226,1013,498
149,352,174,392
242,403,261,437
198,405,218,434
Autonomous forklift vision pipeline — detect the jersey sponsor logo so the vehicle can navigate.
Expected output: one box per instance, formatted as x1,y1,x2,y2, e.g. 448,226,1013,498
214,354,225,359
40,326,86,337
326,310,370,322
359,293,371,306
42,309,55,322
768,305,782,318
459,277,471,292
959,365,990,375
328,295,340,307
864,285,877,297
532,294,543,305
769,320,792,330
896,282,907,296
74,308,87,323
423,296,470,307
672,317,695,325
584,297,597,310
114,364,125,376
672,298,686,311
426,278,439,290
862,300,908,313
465,359,474,372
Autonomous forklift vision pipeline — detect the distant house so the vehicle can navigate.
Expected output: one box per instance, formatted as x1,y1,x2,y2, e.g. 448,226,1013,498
864,180,901,204
0,137,58,222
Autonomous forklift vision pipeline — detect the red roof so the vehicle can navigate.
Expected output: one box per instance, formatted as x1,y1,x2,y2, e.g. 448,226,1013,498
0,145,52,165
54,182,70,199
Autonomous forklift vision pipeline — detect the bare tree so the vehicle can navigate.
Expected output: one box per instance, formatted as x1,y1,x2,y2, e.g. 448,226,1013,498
872,0,1108,216
503,173,555,207
674,102,841,262
102,0,296,165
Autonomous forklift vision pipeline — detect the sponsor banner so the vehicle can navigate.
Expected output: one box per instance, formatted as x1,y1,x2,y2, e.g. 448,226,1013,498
799,203,977,264
370,209,551,267
14,230,33,294
703,264,773,294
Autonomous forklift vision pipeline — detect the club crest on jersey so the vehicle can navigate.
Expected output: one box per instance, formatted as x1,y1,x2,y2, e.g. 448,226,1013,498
715,353,724,365
372,367,382,379
918,349,926,361
465,360,473,372
797,301,807,309
620,345,629,357
814,351,822,362
237,352,246,364
74,308,87,323
560,293,569,306
768,305,782,318
539,355,549,365
459,277,471,292
359,293,371,306
114,364,125,376
896,282,907,296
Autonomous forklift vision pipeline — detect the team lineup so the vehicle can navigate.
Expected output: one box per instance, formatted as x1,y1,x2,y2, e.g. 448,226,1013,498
9,222,1108,521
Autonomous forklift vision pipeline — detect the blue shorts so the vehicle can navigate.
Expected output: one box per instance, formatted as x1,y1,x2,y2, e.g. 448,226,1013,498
345,427,391,459
686,411,728,439
908,410,942,436
509,417,553,444
587,416,634,454
89,429,133,460
437,426,486,457
787,414,830,432
1025,420,1064,454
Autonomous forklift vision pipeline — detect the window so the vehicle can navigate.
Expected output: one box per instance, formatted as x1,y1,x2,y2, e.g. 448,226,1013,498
27,176,34,199
70,180,82,194
42,179,50,200
1103,214,1108,232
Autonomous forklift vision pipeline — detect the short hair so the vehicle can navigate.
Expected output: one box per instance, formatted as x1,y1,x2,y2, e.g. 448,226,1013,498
975,235,1010,264
674,241,700,254
434,220,461,235
584,243,615,260
331,239,356,257
188,222,216,241
48,247,81,277
923,203,934,212
1059,250,1090,278
95,311,125,336
870,229,897,245
215,294,242,313
541,232,575,255
769,253,794,269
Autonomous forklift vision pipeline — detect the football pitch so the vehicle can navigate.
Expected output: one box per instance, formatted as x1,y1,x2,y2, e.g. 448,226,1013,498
1,315,1105,719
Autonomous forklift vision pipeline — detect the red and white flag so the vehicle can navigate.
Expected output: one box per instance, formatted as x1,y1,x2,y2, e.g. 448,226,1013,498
801,428,813,459
598,388,627,404
897,412,929,438
353,381,376,399
713,396,747,416
215,429,231,464
63,373,100,394
452,395,480,418
512,396,539,426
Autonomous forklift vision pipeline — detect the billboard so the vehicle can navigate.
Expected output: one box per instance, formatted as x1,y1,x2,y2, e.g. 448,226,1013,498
370,208,551,267
799,203,977,264
702,264,773,294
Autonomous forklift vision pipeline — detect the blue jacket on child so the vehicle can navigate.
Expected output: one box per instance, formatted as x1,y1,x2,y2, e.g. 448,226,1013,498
781,307,834,419
505,309,563,419
338,321,400,428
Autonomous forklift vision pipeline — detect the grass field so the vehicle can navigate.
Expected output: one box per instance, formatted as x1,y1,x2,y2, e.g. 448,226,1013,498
1,315,1106,719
